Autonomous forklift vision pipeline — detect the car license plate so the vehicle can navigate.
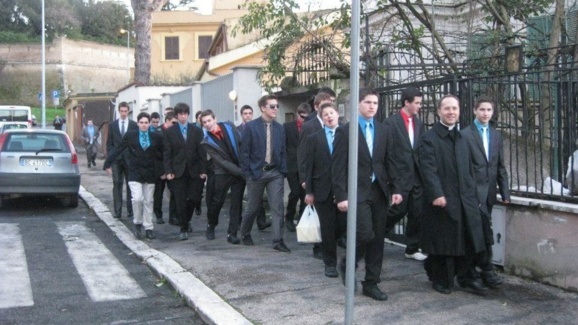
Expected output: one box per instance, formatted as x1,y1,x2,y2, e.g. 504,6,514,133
21,158,53,167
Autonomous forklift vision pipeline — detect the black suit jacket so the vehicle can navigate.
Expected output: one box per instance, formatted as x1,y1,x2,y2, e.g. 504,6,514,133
163,123,207,179
332,120,394,203
297,117,324,183
384,112,425,194
461,123,510,214
305,128,334,202
283,120,300,174
103,129,163,183
106,118,138,164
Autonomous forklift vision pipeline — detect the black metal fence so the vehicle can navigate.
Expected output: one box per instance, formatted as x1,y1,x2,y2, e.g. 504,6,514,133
376,65,578,204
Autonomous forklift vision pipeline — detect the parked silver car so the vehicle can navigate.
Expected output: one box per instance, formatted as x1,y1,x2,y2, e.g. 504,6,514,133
0,129,81,207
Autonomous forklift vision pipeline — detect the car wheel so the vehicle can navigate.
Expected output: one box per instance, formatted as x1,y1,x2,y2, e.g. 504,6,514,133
64,194,79,208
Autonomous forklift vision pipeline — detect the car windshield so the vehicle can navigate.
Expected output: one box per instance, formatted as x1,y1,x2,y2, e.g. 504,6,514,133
4,124,27,130
3,133,68,153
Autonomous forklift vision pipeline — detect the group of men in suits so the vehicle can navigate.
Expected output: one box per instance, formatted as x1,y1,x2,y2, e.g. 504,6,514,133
103,86,510,300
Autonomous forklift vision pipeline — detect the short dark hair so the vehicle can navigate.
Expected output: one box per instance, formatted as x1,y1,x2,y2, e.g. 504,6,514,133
258,95,277,109
137,112,150,122
319,102,337,116
314,93,333,106
173,103,190,115
151,112,160,119
318,87,336,98
474,96,494,110
359,87,378,102
240,105,253,114
401,87,423,106
164,111,175,121
437,94,460,109
297,102,311,114
195,111,202,119
118,101,129,111
200,109,215,120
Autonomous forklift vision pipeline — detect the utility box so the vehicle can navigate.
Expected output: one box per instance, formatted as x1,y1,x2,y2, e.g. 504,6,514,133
491,205,507,266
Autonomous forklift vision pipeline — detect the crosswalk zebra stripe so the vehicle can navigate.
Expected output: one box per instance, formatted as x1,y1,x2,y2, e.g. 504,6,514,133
0,224,34,308
57,222,147,302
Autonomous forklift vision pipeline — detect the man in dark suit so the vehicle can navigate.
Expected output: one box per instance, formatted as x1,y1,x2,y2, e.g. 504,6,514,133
283,102,310,232
164,103,207,241
237,105,253,135
200,110,245,244
239,95,290,253
106,101,138,219
104,112,164,240
332,88,402,301
461,96,510,288
418,94,487,294
298,92,334,259
304,102,345,278
384,87,427,261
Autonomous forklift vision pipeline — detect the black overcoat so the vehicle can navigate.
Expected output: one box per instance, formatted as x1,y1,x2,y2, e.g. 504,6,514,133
417,122,485,256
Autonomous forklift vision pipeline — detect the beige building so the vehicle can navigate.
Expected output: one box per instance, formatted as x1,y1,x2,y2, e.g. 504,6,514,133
150,0,262,83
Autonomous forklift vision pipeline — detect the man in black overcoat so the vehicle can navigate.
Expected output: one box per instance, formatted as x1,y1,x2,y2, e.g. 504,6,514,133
417,94,487,294
461,96,510,288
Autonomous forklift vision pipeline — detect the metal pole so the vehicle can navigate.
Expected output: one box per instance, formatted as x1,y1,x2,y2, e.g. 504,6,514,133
344,0,360,324
41,0,46,129
126,31,130,83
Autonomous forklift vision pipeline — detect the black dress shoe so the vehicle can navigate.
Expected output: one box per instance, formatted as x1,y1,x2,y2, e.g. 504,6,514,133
92,159,97,166
432,283,452,294
285,219,296,232
145,230,156,239
179,231,188,241
134,224,143,239
195,207,202,216
273,242,291,253
324,265,338,278
87,164,91,168
482,270,503,288
459,279,489,293
127,214,134,219
258,221,272,231
113,214,121,219
206,225,215,240
227,234,241,245
168,218,179,226
242,235,254,246
362,285,388,301
156,218,165,225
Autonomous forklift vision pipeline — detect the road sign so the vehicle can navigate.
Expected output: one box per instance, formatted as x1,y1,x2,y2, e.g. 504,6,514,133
52,90,59,99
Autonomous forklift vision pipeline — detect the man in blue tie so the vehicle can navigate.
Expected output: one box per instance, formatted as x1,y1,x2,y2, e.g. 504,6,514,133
104,113,164,240
332,88,402,301
163,103,207,240
81,118,99,168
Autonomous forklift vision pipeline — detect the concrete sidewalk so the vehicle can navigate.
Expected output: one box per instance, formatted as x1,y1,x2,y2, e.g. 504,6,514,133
77,151,578,325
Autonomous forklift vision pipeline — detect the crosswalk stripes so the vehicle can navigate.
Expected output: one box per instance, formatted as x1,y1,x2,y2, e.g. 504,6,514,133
0,224,34,309
57,222,147,302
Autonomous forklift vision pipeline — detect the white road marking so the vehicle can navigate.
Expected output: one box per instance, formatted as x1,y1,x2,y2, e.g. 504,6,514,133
0,224,34,308
57,222,147,302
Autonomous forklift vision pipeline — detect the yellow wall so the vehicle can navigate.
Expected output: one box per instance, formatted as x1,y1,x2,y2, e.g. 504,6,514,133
209,51,265,76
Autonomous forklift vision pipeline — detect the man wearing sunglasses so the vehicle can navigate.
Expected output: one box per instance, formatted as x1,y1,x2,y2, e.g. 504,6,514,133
239,95,290,253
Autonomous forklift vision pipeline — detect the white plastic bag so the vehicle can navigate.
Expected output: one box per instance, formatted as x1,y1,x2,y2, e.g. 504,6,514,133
296,205,322,243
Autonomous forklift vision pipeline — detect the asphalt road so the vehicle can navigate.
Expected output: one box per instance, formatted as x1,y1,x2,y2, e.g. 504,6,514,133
0,196,204,325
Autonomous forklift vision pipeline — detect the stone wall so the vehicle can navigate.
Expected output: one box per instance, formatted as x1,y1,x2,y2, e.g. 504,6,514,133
503,197,578,292
0,38,132,105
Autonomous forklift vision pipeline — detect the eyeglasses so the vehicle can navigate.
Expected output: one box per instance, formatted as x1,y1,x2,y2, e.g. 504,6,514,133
299,114,308,119
267,104,280,109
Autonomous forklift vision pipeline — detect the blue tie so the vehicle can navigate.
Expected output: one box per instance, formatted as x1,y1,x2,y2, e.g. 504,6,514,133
141,133,149,150
182,127,187,140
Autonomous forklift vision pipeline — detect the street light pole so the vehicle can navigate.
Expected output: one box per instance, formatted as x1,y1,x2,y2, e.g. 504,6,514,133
120,29,130,83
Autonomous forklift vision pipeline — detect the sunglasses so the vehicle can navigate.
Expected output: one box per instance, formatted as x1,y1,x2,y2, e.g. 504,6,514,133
299,114,308,119
267,104,280,109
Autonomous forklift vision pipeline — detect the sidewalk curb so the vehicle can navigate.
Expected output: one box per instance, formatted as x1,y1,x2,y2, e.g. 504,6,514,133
79,186,252,325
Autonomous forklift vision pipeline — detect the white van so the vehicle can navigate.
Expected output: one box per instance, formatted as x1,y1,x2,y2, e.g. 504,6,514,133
0,105,33,128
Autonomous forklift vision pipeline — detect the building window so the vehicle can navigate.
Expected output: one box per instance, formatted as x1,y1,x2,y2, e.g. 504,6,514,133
197,35,213,60
165,36,179,60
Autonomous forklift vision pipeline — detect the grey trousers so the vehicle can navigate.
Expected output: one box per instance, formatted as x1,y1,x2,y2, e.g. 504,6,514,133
240,169,285,243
